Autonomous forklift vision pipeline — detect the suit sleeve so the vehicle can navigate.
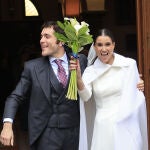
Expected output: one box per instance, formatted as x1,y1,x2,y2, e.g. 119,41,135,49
3,62,32,120
79,54,87,75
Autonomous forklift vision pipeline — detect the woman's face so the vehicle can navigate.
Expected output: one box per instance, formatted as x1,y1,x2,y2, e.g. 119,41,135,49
94,35,115,65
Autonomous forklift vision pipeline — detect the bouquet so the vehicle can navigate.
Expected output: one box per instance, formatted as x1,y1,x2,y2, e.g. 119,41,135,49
54,17,93,100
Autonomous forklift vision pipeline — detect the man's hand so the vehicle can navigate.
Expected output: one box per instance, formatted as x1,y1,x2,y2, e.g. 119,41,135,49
0,122,14,146
137,74,144,92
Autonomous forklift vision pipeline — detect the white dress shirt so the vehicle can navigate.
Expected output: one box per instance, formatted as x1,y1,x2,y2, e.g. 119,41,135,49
49,53,69,80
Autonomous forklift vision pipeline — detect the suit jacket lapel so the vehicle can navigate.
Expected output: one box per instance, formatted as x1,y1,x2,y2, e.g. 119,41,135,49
34,55,71,104
34,57,51,102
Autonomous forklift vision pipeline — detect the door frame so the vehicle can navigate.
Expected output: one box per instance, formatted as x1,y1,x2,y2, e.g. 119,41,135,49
136,0,150,146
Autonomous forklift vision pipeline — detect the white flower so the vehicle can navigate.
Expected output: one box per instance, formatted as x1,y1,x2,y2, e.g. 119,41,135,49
67,18,82,34
64,17,70,20
81,21,89,27
86,29,90,35
81,21,90,35
70,18,79,26
65,18,90,35
74,24,82,33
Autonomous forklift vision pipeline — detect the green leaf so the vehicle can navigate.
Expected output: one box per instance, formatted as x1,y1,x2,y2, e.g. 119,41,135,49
64,24,77,41
78,35,93,46
57,21,65,30
78,26,89,36
54,32,68,42
72,42,79,53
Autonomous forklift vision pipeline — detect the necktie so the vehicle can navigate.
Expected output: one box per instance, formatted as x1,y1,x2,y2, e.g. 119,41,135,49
54,59,67,88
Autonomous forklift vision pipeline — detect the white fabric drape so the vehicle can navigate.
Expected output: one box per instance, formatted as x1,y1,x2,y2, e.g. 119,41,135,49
87,43,96,66
78,53,148,150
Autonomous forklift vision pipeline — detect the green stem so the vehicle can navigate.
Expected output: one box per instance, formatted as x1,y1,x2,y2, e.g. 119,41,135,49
66,70,77,100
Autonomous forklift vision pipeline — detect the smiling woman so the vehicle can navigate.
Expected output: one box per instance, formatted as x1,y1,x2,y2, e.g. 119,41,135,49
69,28,148,150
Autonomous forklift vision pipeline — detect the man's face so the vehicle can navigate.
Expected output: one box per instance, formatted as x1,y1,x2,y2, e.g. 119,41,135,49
40,27,63,57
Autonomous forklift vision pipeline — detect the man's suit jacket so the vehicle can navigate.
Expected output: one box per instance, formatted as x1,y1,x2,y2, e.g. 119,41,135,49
3,53,87,145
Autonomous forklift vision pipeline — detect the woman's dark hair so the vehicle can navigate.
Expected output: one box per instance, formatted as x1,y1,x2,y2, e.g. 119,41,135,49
93,28,115,44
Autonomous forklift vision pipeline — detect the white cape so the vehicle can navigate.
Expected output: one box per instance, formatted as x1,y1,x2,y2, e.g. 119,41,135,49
79,53,148,150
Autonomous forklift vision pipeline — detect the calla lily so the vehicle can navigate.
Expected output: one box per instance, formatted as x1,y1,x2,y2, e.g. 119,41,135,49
81,21,89,27
70,18,79,26
74,24,82,33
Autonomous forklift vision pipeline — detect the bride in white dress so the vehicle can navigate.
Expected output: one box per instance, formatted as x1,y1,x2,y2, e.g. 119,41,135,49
72,29,148,150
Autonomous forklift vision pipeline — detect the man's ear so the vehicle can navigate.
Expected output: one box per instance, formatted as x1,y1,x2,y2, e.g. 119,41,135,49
58,41,64,47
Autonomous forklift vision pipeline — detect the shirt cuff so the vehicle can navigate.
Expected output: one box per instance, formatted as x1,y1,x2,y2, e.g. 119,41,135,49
3,118,13,123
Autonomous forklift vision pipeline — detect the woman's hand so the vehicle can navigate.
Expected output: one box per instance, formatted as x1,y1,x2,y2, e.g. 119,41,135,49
137,74,144,92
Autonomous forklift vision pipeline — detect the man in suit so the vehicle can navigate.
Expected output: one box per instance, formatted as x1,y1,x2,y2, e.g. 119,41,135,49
0,21,87,150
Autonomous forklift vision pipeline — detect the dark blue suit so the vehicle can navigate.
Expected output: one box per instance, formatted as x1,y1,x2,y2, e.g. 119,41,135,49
3,53,87,150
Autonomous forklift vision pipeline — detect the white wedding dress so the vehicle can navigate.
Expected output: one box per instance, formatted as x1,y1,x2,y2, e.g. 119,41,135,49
79,54,148,150
90,66,123,150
